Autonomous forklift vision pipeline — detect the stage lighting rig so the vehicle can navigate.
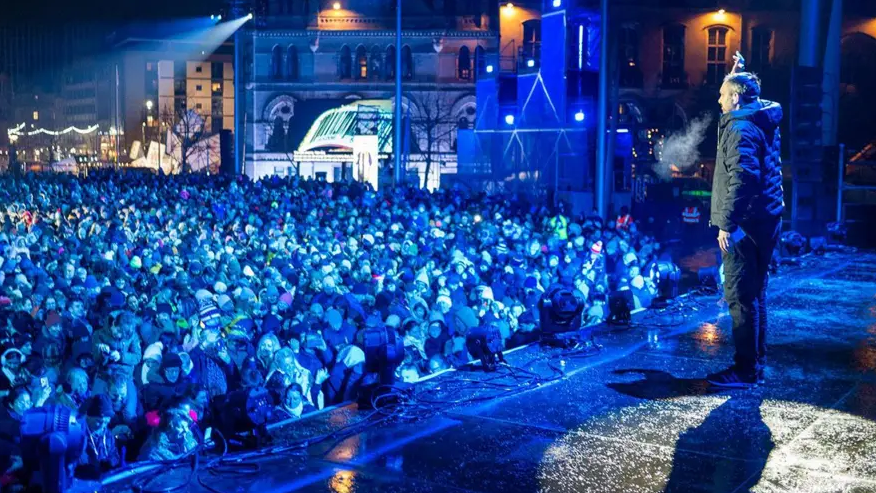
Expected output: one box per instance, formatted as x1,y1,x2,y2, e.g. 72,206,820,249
607,290,634,325
465,323,505,371
20,406,84,493
212,387,274,448
648,261,680,302
358,322,406,409
539,284,592,347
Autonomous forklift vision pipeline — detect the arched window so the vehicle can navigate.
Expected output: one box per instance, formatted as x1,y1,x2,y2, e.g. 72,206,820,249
750,27,773,70
356,45,368,79
662,24,686,87
286,45,299,80
271,45,282,79
370,45,382,80
339,45,352,79
619,24,642,87
401,45,413,80
474,46,485,80
458,46,472,80
706,26,729,85
385,45,396,79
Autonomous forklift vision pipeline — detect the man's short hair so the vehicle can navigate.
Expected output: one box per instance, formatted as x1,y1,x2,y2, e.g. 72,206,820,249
723,72,761,102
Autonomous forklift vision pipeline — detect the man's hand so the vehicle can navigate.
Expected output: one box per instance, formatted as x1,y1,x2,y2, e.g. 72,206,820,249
732,51,745,74
718,230,733,253
718,229,746,253
315,368,329,385
7,455,23,473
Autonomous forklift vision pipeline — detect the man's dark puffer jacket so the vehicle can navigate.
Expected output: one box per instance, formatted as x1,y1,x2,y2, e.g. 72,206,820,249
711,99,785,233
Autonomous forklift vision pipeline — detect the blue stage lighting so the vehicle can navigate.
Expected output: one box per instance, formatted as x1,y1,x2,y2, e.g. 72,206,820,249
574,111,585,122
527,59,535,68
504,114,515,125
247,13,254,19
486,65,494,73
217,15,222,21
553,0,561,6
210,14,215,19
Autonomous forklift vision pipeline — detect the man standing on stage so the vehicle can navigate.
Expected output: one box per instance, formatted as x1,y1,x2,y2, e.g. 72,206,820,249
707,54,784,388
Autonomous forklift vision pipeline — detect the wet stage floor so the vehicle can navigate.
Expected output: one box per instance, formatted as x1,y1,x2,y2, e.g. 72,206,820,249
106,252,876,493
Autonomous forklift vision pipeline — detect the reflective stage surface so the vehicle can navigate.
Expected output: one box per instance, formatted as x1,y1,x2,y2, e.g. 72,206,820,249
105,252,876,493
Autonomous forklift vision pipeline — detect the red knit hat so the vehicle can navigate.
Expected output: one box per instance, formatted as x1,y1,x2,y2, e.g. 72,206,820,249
590,241,604,255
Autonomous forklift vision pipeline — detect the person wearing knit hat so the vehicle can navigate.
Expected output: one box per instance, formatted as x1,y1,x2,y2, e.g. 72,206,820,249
138,342,163,387
80,394,121,479
141,352,185,415
590,240,604,257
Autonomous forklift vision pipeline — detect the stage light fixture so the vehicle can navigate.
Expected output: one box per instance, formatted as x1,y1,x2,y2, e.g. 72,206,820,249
486,64,494,73
527,59,535,68
607,290,634,326
333,2,341,9
217,14,222,21
504,114,515,125
553,0,562,6
20,406,84,493
247,13,254,19
574,111,585,122
539,284,587,345
466,323,505,372
212,387,274,443
648,260,680,301
781,231,805,256
363,324,405,386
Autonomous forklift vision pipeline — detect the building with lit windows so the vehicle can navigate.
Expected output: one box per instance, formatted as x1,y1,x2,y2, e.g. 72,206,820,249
240,0,509,188
113,36,235,172
463,0,876,213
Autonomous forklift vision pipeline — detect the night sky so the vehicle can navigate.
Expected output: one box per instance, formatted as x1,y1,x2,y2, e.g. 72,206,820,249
4,0,874,23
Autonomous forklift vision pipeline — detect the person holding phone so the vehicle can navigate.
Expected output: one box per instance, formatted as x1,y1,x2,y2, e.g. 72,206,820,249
707,53,784,388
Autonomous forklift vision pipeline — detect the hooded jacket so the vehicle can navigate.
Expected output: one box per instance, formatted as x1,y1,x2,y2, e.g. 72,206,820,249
711,99,785,233
0,349,25,396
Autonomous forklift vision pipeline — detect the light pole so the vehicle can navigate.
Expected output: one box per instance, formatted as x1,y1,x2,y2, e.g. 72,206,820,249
393,0,402,187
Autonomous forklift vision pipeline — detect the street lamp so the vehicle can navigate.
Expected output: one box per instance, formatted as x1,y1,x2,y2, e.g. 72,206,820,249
146,100,153,111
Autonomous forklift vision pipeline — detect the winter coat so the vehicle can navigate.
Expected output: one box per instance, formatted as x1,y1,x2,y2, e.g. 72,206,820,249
92,330,142,379
711,100,784,233
76,428,120,480
189,346,238,398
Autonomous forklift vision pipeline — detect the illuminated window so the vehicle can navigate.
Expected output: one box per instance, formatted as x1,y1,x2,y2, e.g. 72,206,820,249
33,111,39,120
212,82,222,94
356,46,368,79
458,46,471,80
706,27,728,85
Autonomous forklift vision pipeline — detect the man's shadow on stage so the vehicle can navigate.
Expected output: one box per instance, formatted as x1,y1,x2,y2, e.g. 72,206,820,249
607,369,774,493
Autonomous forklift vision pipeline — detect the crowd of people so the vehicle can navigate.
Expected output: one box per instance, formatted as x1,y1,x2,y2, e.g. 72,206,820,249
0,171,669,487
